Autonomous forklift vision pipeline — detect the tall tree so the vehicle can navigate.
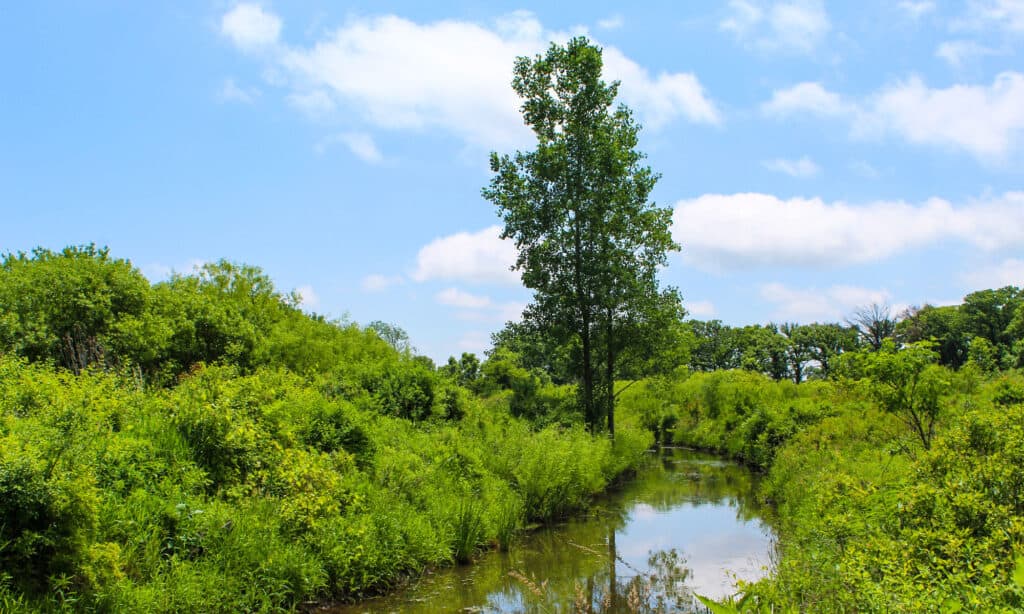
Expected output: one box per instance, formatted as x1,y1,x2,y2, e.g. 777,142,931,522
688,320,741,372
847,302,897,351
483,37,679,435
779,323,813,384
961,286,1022,367
897,304,970,368
800,322,860,379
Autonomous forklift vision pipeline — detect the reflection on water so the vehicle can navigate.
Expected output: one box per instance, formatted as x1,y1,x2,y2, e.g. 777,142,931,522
332,448,774,613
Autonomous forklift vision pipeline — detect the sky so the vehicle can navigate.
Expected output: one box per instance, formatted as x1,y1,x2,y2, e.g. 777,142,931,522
2,1,1024,362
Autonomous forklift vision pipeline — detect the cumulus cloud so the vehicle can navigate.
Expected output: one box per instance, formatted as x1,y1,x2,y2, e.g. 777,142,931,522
361,274,403,292
866,72,1024,160
761,283,891,321
762,156,819,177
412,225,519,285
720,0,831,54
761,82,849,117
763,72,1024,162
963,258,1024,289
603,48,721,127
222,8,720,148
221,4,281,51
672,191,1024,270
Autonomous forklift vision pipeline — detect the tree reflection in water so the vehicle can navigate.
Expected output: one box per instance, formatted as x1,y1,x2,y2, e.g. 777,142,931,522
330,448,770,613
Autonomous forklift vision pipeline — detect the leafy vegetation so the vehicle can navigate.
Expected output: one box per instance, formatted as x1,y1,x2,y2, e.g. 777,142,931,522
0,246,652,612
484,37,681,437
617,337,1024,612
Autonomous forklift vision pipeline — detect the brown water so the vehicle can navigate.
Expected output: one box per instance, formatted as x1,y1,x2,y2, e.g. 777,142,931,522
332,448,774,613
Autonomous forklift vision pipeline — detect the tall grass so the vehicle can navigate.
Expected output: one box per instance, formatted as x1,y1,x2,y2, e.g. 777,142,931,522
0,356,652,611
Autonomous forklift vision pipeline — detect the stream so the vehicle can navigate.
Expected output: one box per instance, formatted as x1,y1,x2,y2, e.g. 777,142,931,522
333,447,775,613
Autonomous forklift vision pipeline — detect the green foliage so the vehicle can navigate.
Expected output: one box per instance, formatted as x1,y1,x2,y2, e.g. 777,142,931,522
357,358,437,421
11,243,1024,611
483,36,679,435
0,342,649,610
618,342,1024,612
863,341,951,450
0,245,151,372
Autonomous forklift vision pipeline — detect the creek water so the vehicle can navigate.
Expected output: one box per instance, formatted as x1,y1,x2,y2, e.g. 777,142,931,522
333,448,774,613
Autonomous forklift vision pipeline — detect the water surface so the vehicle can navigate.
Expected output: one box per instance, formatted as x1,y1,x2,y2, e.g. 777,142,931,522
334,448,773,613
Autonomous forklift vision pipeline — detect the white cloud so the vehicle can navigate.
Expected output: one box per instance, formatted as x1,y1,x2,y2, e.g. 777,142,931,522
720,0,831,54
763,73,1024,162
955,0,1024,33
361,274,403,292
761,283,891,321
223,9,719,148
412,225,520,285
897,1,936,19
597,15,624,30
603,48,721,127
218,78,259,104
686,300,717,317
315,132,383,163
935,40,999,68
762,156,819,177
221,4,282,51
963,258,1024,289
672,191,1024,270
761,82,849,117
436,287,492,309
865,72,1024,160
295,284,320,309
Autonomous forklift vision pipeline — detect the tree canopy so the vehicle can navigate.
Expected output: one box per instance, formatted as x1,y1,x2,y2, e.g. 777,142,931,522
483,37,680,435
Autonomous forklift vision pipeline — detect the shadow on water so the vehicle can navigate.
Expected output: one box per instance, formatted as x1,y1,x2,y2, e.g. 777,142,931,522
331,448,774,613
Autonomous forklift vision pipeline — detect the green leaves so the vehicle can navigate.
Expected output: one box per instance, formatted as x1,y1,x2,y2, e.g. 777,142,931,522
484,37,679,434
1013,555,1024,587
864,341,950,450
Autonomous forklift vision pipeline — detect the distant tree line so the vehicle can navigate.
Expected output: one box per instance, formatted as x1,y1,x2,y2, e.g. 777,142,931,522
477,288,1024,391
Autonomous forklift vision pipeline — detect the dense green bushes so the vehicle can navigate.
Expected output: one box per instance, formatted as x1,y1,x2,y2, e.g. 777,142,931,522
620,369,835,470
0,356,651,611
618,358,1024,612
0,247,654,611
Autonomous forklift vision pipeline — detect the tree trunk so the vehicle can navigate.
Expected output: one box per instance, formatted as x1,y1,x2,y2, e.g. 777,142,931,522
581,315,594,431
606,309,615,439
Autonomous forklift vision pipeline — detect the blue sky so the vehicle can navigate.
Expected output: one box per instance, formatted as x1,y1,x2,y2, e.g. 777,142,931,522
2,1,1023,362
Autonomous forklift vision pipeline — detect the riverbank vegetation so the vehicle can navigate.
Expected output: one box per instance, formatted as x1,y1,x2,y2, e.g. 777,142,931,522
612,291,1024,612
0,246,652,612
6,246,1022,613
